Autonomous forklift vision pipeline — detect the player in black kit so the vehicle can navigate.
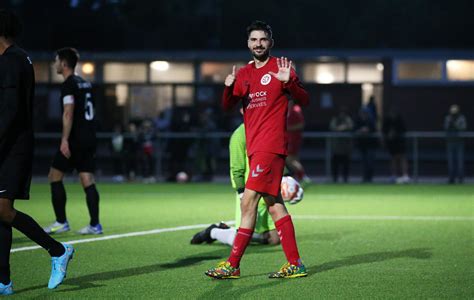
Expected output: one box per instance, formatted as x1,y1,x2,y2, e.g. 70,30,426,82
0,10,74,295
43,47,102,235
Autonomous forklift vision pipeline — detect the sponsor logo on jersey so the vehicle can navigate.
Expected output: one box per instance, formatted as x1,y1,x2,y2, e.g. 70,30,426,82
249,91,267,98
247,90,268,110
260,74,272,85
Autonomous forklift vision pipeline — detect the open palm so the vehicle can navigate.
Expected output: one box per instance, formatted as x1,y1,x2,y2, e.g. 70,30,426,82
268,57,292,83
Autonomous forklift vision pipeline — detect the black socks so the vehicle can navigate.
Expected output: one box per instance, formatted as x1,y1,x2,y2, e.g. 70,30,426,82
51,181,100,226
51,181,67,223
85,184,100,226
0,222,12,285
11,211,64,257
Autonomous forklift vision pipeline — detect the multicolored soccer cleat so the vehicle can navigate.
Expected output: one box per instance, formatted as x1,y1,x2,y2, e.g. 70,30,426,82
77,223,103,235
48,243,75,289
43,221,70,234
268,262,308,279
205,261,240,279
0,281,13,296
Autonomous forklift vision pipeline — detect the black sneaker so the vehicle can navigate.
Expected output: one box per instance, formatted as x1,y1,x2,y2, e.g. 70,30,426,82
190,222,230,244
190,224,217,244
217,222,230,230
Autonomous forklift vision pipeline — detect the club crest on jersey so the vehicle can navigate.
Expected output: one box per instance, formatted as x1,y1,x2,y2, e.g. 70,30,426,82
261,74,272,85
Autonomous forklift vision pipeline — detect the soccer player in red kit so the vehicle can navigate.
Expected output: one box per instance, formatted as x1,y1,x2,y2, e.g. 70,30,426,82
286,100,311,186
205,20,309,279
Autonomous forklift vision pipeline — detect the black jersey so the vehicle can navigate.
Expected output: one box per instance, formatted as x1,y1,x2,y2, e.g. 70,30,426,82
60,75,96,148
0,44,35,157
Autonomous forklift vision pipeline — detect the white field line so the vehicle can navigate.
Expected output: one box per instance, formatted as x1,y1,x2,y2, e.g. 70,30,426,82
10,215,473,253
11,222,235,253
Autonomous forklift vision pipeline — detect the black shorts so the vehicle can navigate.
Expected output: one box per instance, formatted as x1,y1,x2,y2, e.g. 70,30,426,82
0,153,33,200
51,147,96,173
387,140,406,156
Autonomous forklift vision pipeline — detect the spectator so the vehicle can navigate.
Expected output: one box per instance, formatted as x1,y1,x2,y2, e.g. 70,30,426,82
194,108,219,181
124,122,139,181
365,95,378,125
286,100,311,186
139,120,156,183
382,109,410,184
354,108,377,183
153,109,172,132
329,107,353,183
166,107,193,181
110,124,125,182
444,104,467,184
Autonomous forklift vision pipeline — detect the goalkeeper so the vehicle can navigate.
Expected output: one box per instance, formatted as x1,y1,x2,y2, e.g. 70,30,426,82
191,122,292,246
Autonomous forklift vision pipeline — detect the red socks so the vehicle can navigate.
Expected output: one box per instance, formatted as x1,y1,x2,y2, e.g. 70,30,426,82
227,216,301,268
228,227,253,268
275,214,301,266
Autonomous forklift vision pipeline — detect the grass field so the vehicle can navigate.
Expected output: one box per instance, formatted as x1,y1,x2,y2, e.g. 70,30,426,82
8,183,474,298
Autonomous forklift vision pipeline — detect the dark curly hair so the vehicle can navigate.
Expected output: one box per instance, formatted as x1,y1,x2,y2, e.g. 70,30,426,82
246,20,272,39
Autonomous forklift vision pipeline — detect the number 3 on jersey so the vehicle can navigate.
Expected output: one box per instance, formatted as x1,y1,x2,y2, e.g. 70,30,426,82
85,93,94,121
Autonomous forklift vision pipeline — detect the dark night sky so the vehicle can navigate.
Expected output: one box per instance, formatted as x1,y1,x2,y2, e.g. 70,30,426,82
5,0,474,51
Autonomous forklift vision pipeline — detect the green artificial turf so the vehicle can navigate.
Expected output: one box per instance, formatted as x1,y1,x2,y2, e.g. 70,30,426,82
8,183,474,298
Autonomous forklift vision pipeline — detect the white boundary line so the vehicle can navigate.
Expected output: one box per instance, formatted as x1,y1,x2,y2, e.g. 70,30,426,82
11,222,234,253
10,215,473,253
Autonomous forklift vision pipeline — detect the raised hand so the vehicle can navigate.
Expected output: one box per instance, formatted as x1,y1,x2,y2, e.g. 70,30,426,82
268,57,292,83
225,65,236,87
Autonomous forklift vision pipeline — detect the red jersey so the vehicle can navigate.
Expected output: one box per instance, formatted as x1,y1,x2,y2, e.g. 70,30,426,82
288,104,304,130
222,56,309,156
287,104,305,154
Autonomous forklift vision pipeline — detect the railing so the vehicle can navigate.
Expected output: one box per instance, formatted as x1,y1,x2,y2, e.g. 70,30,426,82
34,131,473,181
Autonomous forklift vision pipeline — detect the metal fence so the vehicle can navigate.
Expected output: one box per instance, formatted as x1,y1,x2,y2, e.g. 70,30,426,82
34,131,474,182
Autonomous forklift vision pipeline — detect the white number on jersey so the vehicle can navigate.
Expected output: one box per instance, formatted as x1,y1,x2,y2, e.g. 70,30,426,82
84,93,94,121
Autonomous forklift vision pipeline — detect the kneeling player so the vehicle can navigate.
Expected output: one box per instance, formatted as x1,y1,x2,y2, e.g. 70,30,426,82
191,123,281,246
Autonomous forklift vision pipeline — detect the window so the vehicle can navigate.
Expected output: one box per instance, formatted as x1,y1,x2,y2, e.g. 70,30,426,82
200,62,247,82
150,61,194,83
302,63,345,84
447,60,474,81
175,85,194,106
129,86,172,119
347,63,383,83
397,61,442,80
104,63,147,83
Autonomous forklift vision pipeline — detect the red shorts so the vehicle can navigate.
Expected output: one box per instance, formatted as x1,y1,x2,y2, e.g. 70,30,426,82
246,152,286,197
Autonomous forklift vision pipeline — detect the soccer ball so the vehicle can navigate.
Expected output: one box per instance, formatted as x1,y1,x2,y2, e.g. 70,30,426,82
280,176,304,205
176,171,189,183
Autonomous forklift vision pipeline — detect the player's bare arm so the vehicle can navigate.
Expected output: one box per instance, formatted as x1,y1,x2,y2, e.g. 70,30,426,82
268,57,292,83
60,103,74,158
